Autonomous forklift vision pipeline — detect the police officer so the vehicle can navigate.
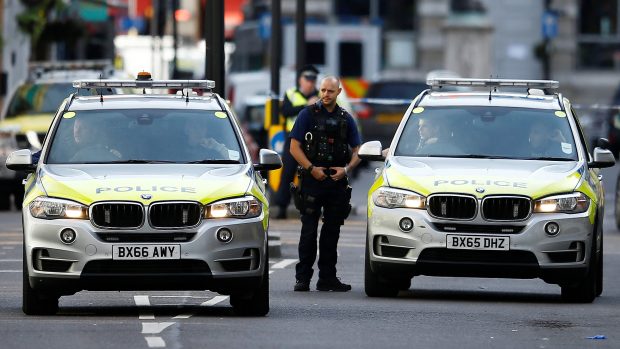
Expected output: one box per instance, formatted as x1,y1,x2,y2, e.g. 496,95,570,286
273,65,320,219
289,76,361,292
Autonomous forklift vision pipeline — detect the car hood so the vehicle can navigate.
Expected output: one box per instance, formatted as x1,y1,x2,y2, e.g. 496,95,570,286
0,114,54,134
384,156,583,199
38,164,253,205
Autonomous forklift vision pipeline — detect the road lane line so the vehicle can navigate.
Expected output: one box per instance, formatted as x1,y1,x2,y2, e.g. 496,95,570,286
172,295,229,319
144,336,166,348
271,259,297,269
0,259,20,262
141,322,174,334
200,295,229,306
0,270,20,273
134,295,155,320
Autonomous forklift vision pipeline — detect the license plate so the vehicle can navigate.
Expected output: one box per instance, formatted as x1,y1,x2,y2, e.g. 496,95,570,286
112,244,181,260
446,235,509,251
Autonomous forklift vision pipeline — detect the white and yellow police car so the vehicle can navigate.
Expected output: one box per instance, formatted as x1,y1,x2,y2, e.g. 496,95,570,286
359,78,615,302
5,73,281,315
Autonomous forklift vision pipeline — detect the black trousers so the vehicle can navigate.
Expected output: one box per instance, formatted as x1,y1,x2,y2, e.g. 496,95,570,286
295,179,351,281
274,137,297,209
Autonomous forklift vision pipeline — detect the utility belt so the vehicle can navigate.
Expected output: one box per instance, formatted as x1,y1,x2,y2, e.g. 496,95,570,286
290,166,352,220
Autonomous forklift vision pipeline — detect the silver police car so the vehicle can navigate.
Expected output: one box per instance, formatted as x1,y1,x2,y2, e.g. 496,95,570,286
359,78,615,302
6,74,281,315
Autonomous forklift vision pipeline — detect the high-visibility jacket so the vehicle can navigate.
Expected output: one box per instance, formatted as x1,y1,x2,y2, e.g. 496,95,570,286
284,88,311,132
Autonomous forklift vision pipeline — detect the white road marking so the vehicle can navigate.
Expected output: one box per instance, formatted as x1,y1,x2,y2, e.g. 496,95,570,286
141,322,174,334
134,295,155,320
151,295,210,299
173,295,229,319
200,295,229,307
144,336,166,348
0,270,20,273
271,258,297,269
134,295,151,306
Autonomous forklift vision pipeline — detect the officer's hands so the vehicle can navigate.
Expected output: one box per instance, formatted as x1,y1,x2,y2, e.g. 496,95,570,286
311,166,328,181
330,167,347,181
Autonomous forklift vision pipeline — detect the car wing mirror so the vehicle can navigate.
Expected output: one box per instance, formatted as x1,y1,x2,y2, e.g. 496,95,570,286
588,147,615,168
358,141,385,162
5,149,36,172
253,148,282,171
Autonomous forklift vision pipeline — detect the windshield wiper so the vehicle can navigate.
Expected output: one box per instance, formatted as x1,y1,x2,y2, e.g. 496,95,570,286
520,157,575,161
187,159,241,164
103,160,178,164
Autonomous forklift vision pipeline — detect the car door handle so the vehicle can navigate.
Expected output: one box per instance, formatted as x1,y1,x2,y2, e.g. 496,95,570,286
597,174,603,181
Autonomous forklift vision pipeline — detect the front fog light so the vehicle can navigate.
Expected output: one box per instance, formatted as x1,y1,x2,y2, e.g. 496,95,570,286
60,228,77,244
399,217,414,232
216,228,233,243
545,222,560,236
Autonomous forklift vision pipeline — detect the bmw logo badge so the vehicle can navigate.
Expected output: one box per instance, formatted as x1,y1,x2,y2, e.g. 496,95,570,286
476,187,485,193
141,194,152,200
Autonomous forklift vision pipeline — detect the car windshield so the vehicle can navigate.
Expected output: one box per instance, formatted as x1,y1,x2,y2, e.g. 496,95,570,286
394,106,578,161
46,109,244,164
5,82,116,118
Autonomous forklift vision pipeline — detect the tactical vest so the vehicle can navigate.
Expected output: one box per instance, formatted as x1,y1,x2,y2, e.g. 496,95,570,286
302,103,351,167
284,88,311,132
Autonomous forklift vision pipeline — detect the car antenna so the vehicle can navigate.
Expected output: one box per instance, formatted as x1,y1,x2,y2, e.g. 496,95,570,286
99,73,104,103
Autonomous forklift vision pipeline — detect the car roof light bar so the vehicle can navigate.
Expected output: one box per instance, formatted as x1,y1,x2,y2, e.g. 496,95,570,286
427,78,559,90
73,79,216,90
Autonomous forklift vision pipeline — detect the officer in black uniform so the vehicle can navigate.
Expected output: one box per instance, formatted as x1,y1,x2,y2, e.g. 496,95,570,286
289,76,361,292
274,65,320,219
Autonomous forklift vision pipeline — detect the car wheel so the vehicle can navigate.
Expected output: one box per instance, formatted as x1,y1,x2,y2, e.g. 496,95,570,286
22,246,59,315
364,237,400,297
615,175,620,230
560,234,598,303
596,233,603,297
230,251,269,316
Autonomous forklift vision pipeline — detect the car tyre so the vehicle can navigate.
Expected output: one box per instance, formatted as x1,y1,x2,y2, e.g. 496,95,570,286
560,234,599,303
615,175,620,230
22,247,59,315
230,251,269,316
364,237,400,297
596,232,603,297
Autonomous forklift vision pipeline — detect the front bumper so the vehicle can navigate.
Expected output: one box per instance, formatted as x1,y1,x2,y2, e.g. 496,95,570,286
367,204,594,285
23,210,268,295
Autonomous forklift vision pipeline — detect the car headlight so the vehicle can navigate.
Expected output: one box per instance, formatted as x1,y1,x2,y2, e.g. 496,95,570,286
204,196,262,219
372,187,426,209
29,197,89,219
533,192,590,214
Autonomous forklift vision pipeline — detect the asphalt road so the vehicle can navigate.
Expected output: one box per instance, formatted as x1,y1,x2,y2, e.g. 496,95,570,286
1,165,619,348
